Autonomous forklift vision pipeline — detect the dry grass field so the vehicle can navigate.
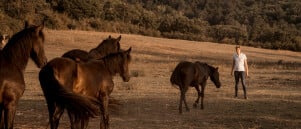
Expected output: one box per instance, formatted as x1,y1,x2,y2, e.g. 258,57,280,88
13,29,301,129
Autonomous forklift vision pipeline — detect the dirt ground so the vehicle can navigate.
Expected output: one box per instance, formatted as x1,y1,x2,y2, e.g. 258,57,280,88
13,29,301,129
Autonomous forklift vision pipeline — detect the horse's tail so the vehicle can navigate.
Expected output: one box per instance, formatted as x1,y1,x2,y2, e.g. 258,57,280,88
170,65,180,89
39,64,99,123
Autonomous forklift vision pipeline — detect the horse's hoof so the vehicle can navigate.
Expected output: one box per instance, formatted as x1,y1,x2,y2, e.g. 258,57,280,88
179,108,183,114
193,103,198,108
186,108,190,112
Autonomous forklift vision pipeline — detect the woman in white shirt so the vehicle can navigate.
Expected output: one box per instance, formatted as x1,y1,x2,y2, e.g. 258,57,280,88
231,46,249,99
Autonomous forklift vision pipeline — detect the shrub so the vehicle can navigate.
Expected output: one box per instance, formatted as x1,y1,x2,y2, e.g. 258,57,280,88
52,0,102,20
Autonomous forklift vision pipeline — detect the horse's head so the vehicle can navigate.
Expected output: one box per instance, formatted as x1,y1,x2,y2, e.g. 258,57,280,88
104,35,121,53
119,47,132,82
210,67,221,88
27,21,47,68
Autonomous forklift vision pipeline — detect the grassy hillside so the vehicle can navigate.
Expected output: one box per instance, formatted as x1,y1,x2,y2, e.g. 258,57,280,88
14,29,301,128
0,0,301,51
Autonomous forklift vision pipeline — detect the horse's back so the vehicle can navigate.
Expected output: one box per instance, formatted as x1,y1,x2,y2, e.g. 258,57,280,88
70,60,113,96
62,49,91,62
40,57,77,90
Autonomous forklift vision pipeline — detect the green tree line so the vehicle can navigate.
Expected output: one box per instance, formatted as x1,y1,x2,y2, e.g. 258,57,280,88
0,0,300,51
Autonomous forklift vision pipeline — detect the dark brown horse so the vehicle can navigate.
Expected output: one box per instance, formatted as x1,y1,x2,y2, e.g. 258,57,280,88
0,22,47,129
170,61,221,114
39,47,132,129
62,35,121,62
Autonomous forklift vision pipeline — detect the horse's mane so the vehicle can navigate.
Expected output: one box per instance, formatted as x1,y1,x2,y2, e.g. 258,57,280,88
95,39,113,51
89,37,120,56
101,50,131,75
206,63,216,73
1,25,45,69
194,61,216,74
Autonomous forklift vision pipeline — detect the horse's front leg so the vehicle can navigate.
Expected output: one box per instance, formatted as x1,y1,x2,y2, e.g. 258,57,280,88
99,94,109,129
4,101,17,129
193,85,201,108
200,83,206,109
0,104,4,128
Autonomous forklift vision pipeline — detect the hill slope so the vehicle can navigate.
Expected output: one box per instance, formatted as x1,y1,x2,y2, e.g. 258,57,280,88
15,30,301,129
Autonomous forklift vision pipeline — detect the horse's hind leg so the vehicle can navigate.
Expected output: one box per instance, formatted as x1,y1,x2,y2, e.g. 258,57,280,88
182,90,190,112
67,110,87,129
193,85,201,108
0,104,4,128
179,85,189,114
68,111,76,129
4,101,17,129
179,89,183,114
47,101,64,129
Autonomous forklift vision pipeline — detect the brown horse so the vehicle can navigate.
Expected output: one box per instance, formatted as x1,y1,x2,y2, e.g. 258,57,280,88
62,35,121,62
0,21,47,129
170,61,221,114
39,47,132,129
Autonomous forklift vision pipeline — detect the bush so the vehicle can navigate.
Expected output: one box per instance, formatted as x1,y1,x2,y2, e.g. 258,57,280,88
208,25,248,44
1,0,301,52
53,0,102,20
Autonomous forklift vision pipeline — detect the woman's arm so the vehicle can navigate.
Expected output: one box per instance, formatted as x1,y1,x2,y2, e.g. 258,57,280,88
244,59,249,77
231,59,235,76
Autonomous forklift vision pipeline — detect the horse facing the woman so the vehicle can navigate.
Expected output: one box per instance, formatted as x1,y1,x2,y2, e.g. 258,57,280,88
170,61,221,114
0,21,47,129
39,47,132,129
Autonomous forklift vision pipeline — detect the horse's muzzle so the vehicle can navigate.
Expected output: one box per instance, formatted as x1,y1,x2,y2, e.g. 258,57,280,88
39,58,48,68
122,76,130,82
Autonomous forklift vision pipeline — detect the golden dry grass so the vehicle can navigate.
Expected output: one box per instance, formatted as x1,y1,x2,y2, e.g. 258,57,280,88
14,29,301,129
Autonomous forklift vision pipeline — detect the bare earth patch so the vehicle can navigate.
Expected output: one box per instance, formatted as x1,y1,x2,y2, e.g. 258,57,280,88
14,29,301,129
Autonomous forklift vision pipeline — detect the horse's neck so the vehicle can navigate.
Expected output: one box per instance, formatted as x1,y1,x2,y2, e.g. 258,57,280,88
89,48,106,59
2,44,30,71
195,63,209,76
102,56,120,76
206,65,215,77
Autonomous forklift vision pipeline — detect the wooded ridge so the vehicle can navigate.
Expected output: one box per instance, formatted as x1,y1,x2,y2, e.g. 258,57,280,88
0,0,300,51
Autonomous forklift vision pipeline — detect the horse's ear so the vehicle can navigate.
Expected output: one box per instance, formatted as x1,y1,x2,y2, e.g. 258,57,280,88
117,35,121,41
126,47,132,53
38,21,45,30
24,21,30,28
6,35,10,40
35,22,44,35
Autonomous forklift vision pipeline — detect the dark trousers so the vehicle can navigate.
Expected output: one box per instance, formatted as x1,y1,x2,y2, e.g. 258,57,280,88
234,71,247,98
